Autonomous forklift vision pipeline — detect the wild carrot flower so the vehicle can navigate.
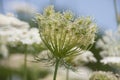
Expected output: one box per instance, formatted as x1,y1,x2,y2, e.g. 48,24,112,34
100,57,120,68
68,51,97,67
96,30,120,57
36,5,97,60
90,71,118,80
36,5,97,80
96,27,120,68
0,13,29,58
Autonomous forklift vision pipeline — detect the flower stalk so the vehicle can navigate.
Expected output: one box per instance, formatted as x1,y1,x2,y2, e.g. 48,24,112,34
36,5,97,80
53,59,60,80
24,45,27,80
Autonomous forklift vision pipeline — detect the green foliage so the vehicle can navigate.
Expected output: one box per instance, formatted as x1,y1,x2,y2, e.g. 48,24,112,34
0,66,50,80
8,43,46,55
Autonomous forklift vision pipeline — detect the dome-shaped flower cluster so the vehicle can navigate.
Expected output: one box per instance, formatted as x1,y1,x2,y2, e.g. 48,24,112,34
36,6,97,60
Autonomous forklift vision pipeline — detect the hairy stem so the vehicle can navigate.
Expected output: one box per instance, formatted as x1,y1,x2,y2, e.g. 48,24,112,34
53,59,60,80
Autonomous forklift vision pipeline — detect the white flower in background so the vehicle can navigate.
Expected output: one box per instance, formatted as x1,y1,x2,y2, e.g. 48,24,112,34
0,13,41,45
0,14,29,29
69,67,92,80
101,57,120,67
0,13,30,45
0,27,41,45
72,51,97,66
89,71,118,80
18,28,41,45
96,29,120,57
0,27,27,43
0,14,41,58
96,27,120,68
101,57,120,64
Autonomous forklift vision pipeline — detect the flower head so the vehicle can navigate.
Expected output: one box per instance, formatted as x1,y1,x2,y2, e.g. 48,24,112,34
72,51,97,66
96,28,120,69
96,29,120,57
17,28,41,45
90,71,118,80
36,6,97,62
100,57,120,68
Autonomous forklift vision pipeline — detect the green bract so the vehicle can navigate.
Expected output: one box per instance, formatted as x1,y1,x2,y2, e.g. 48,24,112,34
36,5,97,62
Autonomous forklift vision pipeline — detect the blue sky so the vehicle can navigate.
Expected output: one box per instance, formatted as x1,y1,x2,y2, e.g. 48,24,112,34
0,0,120,31
55,0,118,31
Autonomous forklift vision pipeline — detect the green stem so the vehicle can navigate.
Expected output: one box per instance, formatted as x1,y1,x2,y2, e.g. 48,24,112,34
66,68,69,80
53,59,60,80
114,0,118,26
9,73,12,80
24,45,27,80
